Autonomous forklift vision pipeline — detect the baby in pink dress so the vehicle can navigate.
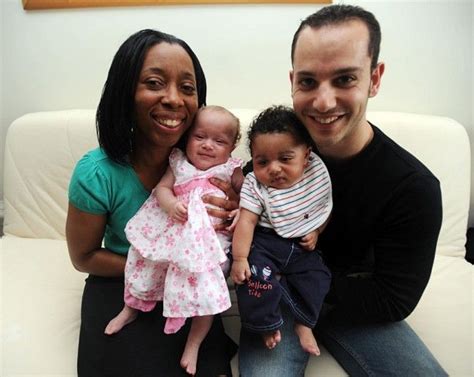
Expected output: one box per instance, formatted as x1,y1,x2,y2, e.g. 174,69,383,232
105,106,244,375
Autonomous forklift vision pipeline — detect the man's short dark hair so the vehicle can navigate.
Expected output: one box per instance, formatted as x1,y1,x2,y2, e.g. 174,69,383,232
291,4,381,70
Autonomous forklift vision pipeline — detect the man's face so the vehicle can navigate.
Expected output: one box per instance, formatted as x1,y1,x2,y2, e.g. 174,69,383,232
290,20,384,159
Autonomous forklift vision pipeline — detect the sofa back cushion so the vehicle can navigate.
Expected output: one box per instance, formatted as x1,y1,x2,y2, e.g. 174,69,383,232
367,112,470,258
4,110,97,239
3,110,469,258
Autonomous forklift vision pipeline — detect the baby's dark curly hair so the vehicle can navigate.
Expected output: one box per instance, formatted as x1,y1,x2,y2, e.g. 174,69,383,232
247,105,314,155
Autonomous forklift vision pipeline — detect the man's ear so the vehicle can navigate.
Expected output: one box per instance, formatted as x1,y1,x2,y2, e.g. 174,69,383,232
289,69,294,95
369,62,385,98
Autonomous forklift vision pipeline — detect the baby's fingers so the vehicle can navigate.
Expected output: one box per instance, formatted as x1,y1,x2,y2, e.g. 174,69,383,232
232,273,244,285
177,203,188,215
299,238,315,251
225,209,240,232
245,268,251,280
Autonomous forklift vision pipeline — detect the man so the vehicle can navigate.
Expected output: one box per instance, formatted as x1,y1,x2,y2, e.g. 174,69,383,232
238,5,446,376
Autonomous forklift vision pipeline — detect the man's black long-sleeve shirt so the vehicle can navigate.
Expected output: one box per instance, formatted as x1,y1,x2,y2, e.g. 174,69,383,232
318,124,442,324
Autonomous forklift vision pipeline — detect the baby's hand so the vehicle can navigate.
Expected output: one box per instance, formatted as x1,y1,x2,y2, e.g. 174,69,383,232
225,209,240,232
231,258,251,285
170,201,188,222
299,229,319,251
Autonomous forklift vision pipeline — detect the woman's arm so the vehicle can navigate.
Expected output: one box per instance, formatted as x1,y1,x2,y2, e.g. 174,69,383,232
66,203,126,277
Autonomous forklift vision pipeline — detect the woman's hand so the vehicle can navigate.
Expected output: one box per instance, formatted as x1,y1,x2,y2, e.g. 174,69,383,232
202,177,239,231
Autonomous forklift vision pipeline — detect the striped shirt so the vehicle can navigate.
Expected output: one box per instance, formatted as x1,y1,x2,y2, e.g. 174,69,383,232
240,152,332,238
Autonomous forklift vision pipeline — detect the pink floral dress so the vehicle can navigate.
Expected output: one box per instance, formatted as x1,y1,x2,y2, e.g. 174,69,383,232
124,148,243,324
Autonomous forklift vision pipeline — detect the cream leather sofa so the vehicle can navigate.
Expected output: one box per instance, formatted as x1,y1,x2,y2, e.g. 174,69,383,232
1,109,473,377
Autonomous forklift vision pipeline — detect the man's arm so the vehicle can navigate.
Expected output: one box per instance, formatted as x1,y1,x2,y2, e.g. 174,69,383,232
328,174,442,323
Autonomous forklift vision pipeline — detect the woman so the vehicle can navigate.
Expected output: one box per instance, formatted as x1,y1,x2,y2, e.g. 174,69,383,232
66,29,238,377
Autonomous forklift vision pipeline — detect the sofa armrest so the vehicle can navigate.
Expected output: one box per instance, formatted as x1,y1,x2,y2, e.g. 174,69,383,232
464,228,474,264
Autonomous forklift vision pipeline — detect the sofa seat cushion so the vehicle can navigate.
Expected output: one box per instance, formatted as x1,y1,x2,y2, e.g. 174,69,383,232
2,235,471,376
225,255,473,377
406,254,473,375
1,236,84,376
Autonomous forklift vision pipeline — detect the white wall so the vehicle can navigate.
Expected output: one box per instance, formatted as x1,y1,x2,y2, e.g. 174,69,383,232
0,0,4,219
1,0,473,222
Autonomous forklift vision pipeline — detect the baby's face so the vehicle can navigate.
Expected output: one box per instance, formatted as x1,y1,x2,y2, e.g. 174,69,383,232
186,110,237,171
251,132,310,189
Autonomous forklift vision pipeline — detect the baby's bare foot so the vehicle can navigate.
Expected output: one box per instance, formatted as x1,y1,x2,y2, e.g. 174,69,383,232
294,323,320,356
262,329,281,350
104,306,138,335
180,341,200,376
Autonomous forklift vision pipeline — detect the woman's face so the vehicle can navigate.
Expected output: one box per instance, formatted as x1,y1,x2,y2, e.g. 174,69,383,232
134,42,199,150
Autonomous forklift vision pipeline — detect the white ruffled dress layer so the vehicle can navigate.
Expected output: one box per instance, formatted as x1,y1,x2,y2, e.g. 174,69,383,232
124,148,243,319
